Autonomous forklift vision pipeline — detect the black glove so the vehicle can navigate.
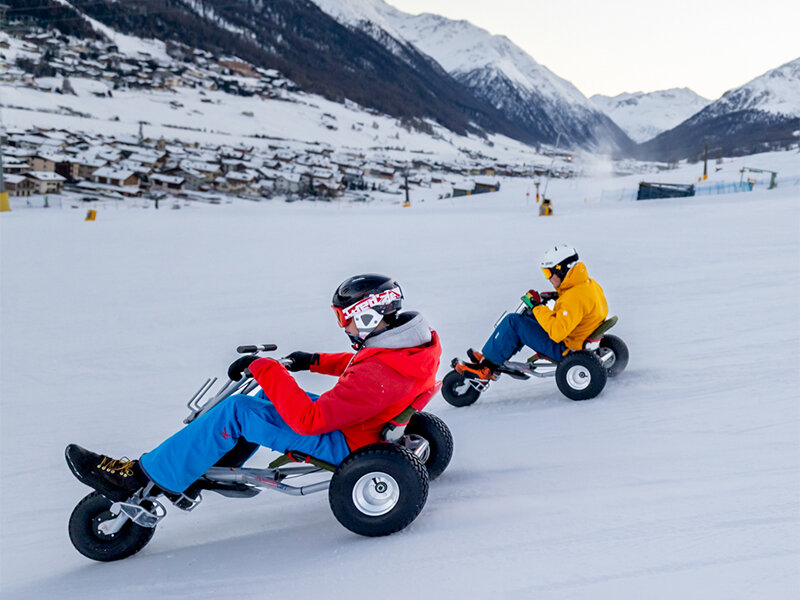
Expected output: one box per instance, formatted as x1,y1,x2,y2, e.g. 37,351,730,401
227,355,259,381
283,351,317,372
541,291,559,303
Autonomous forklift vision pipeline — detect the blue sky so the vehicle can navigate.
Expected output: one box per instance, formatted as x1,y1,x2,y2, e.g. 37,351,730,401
390,0,799,99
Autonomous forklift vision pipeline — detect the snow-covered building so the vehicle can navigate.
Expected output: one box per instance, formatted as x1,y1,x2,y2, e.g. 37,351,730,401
24,171,66,194
92,167,139,187
150,173,186,192
3,174,35,197
75,158,107,180
31,155,57,173
274,172,302,194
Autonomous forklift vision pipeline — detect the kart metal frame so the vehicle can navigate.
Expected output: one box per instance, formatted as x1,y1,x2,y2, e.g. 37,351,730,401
99,363,431,531
457,317,618,394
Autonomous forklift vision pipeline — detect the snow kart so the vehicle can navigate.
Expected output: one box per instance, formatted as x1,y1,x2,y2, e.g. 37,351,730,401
67,344,453,562
442,295,629,406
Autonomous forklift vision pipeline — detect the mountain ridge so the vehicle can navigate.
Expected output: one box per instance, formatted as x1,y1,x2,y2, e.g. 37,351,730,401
9,0,533,143
635,58,800,160
311,0,634,154
590,88,710,143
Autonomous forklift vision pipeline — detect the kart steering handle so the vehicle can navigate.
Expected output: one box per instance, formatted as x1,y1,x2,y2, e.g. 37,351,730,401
236,344,278,354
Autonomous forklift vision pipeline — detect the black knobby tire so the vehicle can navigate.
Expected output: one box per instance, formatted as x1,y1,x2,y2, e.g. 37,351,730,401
598,334,629,377
441,370,481,407
405,412,454,480
68,492,156,562
555,351,608,401
329,444,429,537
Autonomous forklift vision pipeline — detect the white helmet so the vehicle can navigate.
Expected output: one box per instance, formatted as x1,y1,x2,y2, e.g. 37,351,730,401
540,244,579,279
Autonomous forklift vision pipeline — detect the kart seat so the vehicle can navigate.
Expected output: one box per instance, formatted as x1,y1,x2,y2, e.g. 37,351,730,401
583,316,618,351
525,315,619,363
268,381,443,471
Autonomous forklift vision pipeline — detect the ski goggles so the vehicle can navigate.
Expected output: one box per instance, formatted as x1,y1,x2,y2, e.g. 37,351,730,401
331,287,402,328
542,267,555,279
332,305,352,328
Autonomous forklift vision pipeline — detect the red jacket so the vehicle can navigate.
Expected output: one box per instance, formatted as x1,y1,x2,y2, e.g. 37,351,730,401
248,330,441,450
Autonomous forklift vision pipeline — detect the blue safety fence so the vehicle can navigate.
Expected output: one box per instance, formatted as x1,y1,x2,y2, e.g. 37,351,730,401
598,175,799,203
694,181,751,195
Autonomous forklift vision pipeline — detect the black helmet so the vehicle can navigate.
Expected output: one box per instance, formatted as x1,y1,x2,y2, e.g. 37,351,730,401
332,274,403,347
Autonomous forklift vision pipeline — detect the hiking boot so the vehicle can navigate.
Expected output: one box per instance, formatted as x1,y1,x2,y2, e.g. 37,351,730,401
65,444,153,502
454,349,498,381
466,348,485,363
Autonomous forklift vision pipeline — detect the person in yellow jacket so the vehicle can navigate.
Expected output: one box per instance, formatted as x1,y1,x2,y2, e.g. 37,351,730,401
455,244,608,380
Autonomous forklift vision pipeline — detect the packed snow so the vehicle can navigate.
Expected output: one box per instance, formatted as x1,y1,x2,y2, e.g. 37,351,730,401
1,150,798,599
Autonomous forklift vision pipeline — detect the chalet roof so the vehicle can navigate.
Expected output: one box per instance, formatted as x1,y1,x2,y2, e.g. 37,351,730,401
277,172,301,183
128,152,163,163
78,158,108,168
25,171,66,182
151,174,185,185
226,170,257,183
93,166,135,180
257,167,280,180
181,159,219,173
3,148,35,158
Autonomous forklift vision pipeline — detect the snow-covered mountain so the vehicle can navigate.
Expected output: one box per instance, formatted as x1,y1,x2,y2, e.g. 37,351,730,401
312,0,634,154
636,58,800,160
696,57,800,119
590,88,710,143
8,0,531,144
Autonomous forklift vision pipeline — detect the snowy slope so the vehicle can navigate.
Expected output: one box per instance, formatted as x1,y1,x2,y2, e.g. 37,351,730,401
590,88,710,143
312,0,633,153
0,81,540,165
51,0,172,60
1,151,798,599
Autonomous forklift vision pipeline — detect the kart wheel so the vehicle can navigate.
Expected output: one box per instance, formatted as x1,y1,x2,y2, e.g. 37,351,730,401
68,492,156,562
405,412,454,480
598,334,629,377
442,370,481,407
555,351,607,401
329,444,428,537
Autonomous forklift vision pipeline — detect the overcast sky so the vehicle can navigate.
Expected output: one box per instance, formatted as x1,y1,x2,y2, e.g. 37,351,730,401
389,0,799,100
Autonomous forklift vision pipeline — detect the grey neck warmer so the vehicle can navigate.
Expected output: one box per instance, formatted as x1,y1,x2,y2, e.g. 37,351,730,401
363,312,432,349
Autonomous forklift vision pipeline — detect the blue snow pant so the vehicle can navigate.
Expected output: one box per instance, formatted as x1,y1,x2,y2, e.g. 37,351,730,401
139,390,351,493
481,313,567,366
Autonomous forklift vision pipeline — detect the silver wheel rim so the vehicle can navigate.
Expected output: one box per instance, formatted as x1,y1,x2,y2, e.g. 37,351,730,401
566,365,592,390
352,472,400,516
454,378,473,395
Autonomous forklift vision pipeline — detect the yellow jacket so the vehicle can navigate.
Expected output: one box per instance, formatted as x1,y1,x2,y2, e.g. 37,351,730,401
532,262,608,352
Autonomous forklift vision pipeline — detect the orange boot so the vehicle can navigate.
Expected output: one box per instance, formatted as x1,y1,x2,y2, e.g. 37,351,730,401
453,349,498,381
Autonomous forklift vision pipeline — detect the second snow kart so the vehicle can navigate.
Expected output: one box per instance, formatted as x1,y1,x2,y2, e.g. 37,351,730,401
443,294,629,406
67,344,453,562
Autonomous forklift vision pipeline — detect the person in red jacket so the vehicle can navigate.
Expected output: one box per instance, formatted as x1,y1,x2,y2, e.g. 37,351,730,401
65,274,441,502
